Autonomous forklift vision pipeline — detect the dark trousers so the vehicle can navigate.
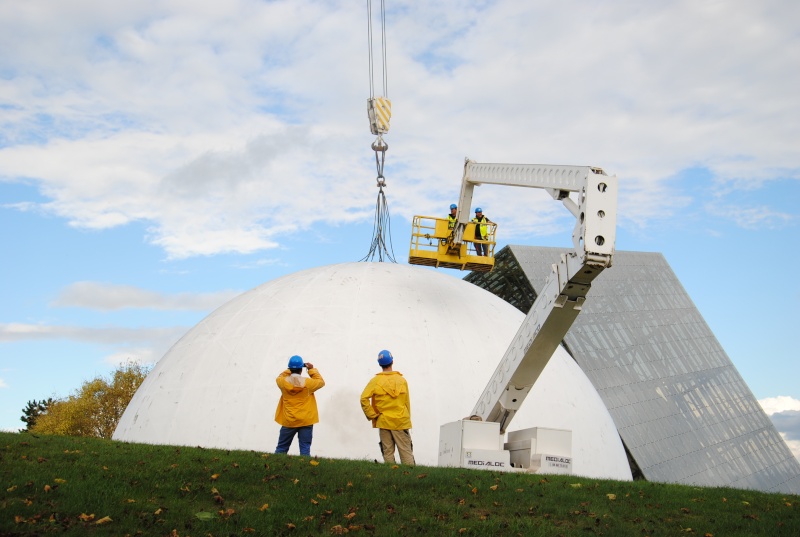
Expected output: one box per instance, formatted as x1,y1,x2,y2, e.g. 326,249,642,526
276,425,313,456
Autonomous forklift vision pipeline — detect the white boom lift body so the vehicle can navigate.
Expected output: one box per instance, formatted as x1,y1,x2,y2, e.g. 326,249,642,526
439,159,618,473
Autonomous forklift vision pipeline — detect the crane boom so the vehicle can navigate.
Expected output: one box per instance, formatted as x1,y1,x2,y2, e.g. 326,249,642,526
457,160,617,433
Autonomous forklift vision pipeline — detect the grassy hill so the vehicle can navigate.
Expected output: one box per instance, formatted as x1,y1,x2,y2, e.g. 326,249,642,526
1,431,797,536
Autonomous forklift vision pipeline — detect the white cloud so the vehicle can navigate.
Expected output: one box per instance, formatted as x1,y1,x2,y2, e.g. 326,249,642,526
1,1,798,258
759,396,800,416
0,378,7,389
0,322,186,349
706,203,794,230
759,396,800,463
52,282,241,311
102,348,161,367
779,433,800,463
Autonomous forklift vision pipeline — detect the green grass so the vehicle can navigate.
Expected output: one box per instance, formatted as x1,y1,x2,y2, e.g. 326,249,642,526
0,431,798,536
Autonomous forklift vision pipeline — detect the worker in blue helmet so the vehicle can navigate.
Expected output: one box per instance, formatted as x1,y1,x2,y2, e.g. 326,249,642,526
274,355,325,456
471,207,493,256
447,203,458,229
360,349,415,465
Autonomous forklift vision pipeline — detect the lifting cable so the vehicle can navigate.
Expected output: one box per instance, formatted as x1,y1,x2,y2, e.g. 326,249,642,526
360,0,396,263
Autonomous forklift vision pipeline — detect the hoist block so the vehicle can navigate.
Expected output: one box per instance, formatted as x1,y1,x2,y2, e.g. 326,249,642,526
368,97,392,135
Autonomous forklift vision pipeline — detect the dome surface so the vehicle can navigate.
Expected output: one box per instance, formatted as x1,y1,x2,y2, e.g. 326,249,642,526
114,262,631,479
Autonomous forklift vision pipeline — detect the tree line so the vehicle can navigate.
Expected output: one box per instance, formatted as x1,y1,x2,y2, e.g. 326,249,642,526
20,362,150,439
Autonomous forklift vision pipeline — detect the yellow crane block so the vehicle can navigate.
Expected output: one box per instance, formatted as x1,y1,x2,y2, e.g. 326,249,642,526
408,216,496,272
368,97,392,135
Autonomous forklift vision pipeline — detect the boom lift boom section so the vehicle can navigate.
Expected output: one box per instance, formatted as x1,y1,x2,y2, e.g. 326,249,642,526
458,159,617,434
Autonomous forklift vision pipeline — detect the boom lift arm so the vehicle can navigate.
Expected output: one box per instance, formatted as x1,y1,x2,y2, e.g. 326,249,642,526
458,159,617,434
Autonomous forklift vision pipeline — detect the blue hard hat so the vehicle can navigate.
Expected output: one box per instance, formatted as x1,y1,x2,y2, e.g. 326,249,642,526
377,349,393,366
450,204,457,210
475,207,483,213
288,355,304,369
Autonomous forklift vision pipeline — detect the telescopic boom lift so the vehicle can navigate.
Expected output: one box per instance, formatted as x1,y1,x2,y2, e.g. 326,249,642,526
438,159,618,474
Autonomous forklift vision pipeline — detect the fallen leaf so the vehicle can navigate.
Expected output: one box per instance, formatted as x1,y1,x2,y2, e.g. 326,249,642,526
570,483,582,488
210,473,220,481
287,522,296,529
211,487,219,494
471,487,478,495
154,508,163,515
310,460,320,466
243,528,255,533
311,499,319,505
304,515,314,521
458,529,468,534
516,488,523,492
94,516,113,525
126,499,136,503
489,485,498,491
317,494,327,499
417,474,428,479
6,486,17,492
347,481,353,487
260,504,269,511
54,479,67,484
195,512,214,521
43,484,52,492
741,501,750,506
391,465,399,470
606,494,616,500
330,525,347,534
344,512,357,520
293,479,300,485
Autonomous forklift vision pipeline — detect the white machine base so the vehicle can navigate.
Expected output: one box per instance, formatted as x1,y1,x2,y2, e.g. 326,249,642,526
439,420,572,474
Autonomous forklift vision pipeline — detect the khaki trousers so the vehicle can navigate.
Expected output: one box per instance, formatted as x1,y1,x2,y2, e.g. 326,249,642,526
379,428,415,465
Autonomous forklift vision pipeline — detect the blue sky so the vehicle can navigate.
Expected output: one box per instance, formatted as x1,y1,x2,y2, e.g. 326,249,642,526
1,1,799,459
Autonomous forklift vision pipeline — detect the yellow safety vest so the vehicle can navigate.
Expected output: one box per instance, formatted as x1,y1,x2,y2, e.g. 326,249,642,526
472,216,489,240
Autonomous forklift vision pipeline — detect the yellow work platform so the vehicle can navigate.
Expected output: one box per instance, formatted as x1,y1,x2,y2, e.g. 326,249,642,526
408,216,497,272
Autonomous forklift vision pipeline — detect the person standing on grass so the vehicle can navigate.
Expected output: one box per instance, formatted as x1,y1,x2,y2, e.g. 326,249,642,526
274,355,325,456
360,349,415,465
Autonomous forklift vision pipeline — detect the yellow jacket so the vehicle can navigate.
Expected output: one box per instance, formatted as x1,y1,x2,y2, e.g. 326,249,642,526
360,371,412,430
274,368,325,427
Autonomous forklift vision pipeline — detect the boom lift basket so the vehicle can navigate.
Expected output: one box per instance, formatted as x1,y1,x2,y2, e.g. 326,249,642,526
408,215,496,272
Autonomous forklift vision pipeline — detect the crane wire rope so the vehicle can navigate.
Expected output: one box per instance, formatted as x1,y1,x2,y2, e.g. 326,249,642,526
361,0,396,263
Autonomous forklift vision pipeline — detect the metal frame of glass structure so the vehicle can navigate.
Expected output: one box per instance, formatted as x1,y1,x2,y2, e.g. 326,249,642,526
465,245,800,494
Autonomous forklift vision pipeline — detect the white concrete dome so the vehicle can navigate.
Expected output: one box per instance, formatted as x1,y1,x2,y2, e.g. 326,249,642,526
114,262,631,480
